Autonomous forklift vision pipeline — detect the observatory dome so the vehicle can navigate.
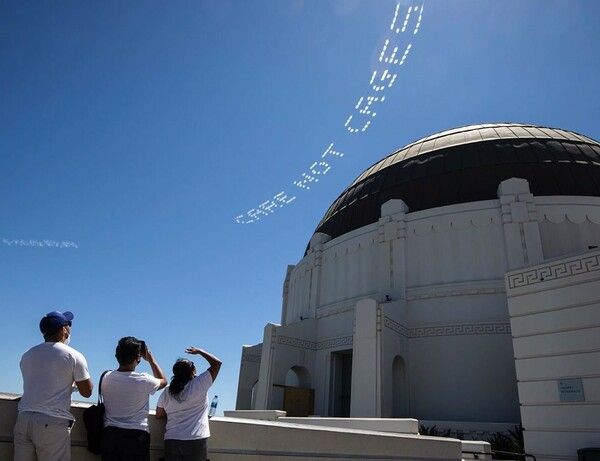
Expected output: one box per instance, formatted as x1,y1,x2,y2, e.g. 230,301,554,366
313,123,600,241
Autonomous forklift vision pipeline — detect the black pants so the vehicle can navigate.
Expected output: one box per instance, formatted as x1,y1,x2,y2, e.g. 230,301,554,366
101,426,150,461
164,438,208,461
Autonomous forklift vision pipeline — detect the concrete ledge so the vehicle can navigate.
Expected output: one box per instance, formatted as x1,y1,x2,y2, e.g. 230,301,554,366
461,440,493,460
210,417,463,460
1,397,466,461
279,416,420,435
224,409,286,421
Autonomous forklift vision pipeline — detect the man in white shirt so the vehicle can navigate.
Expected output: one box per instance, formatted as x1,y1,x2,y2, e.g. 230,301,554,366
14,310,94,461
101,336,167,461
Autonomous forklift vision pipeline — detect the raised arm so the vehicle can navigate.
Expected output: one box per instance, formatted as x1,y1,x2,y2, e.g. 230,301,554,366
186,347,222,383
142,345,168,389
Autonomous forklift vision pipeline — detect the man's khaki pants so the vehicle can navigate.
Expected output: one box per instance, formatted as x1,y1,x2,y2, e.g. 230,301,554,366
13,411,73,461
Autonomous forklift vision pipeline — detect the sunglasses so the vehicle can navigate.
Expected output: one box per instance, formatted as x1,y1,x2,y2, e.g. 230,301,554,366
64,321,72,327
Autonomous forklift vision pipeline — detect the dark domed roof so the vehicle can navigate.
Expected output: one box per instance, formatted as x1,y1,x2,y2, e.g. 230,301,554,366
312,123,600,242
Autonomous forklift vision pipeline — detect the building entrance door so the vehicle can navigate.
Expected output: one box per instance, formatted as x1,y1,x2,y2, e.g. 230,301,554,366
330,350,353,417
283,386,315,416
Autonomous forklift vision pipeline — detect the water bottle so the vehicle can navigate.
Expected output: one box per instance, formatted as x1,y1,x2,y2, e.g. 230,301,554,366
208,395,218,418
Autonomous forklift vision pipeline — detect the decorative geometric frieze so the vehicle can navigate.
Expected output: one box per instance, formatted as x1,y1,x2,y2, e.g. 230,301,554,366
384,317,410,338
410,323,511,337
535,196,600,224
278,335,317,350
277,334,354,350
384,316,511,338
507,253,600,289
279,320,510,350
242,354,262,363
316,336,353,350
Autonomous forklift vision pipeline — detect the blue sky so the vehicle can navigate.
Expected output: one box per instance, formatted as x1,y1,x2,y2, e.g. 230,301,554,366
1,0,599,415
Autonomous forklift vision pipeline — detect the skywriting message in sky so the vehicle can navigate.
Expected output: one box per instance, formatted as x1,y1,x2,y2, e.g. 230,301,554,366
235,2,424,225
2,238,79,249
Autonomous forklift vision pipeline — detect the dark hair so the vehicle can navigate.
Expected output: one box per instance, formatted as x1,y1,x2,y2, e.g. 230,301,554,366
115,336,144,365
169,358,195,400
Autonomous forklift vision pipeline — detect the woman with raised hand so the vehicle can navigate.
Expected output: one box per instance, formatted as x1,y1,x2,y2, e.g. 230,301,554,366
155,347,222,461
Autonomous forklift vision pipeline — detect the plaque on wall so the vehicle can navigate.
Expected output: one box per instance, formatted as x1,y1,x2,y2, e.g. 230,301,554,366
557,379,585,402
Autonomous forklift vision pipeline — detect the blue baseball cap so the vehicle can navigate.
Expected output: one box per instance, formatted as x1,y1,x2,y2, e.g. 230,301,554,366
39,311,74,335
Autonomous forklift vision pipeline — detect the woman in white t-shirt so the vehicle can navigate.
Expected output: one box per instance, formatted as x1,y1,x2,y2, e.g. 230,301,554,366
156,347,222,461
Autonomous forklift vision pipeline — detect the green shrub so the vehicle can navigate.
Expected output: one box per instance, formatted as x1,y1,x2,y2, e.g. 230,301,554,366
487,424,524,459
419,424,451,438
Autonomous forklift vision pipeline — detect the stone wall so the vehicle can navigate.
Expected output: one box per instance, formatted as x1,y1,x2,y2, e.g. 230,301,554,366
506,248,600,461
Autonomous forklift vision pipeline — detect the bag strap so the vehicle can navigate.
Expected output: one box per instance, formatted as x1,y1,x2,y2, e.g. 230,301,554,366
98,370,110,405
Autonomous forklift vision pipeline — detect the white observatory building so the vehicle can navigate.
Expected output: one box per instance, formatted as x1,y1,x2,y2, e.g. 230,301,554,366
236,123,600,459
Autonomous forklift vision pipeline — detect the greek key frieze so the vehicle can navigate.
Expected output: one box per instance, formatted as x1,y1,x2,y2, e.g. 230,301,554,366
277,335,354,350
384,316,511,338
507,253,600,289
278,335,317,350
410,323,511,337
316,336,353,350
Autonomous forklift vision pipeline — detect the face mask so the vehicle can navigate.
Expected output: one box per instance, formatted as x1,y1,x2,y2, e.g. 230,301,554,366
64,327,71,345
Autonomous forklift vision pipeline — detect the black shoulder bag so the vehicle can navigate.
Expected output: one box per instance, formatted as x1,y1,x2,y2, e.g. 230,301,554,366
83,370,109,455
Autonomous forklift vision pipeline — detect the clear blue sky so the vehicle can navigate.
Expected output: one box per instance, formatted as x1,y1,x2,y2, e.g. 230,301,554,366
1,1,599,416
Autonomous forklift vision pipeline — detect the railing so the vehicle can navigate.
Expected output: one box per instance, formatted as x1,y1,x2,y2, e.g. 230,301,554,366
462,450,536,461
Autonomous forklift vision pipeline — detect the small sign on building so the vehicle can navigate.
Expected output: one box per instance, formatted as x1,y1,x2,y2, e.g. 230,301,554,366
557,378,585,402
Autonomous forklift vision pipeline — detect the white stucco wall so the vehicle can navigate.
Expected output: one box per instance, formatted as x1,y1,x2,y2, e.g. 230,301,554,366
536,196,600,260
236,343,262,410
237,179,600,434
506,248,600,461
404,202,507,288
